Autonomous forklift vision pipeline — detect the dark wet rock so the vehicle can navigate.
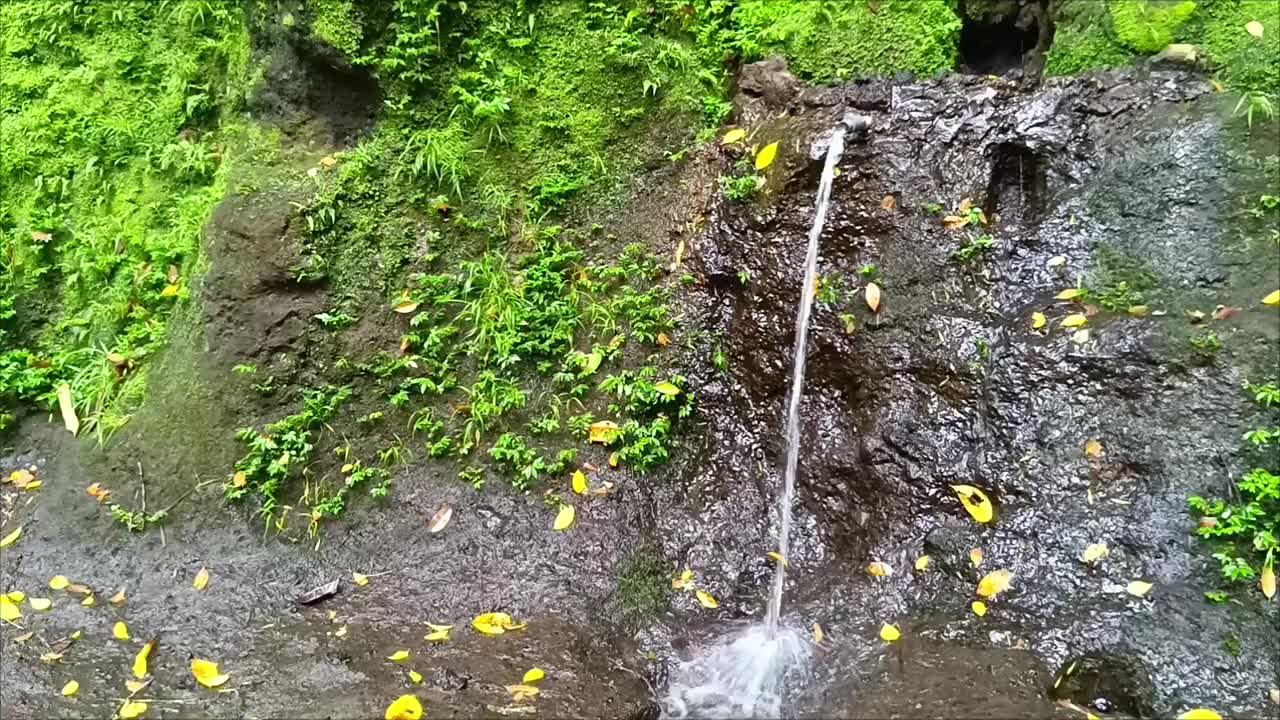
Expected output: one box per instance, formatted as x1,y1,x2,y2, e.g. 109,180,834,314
296,578,341,605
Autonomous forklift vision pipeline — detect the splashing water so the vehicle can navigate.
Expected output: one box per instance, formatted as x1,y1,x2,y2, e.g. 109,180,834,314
663,117,861,719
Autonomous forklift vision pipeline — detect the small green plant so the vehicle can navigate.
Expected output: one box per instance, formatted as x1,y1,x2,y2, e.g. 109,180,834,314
857,263,878,279
314,310,357,329
1204,590,1229,603
1189,330,1223,360
922,202,944,215
719,173,763,201
232,364,257,375
816,274,843,304
1233,91,1276,129
839,313,857,335
738,268,752,286
952,234,995,263
713,346,729,373
459,466,485,491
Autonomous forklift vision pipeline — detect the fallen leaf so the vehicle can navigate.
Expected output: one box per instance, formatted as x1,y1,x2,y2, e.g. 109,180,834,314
1246,20,1264,38
1081,542,1109,565
30,597,52,611
231,471,247,488
6,591,23,603
133,640,156,678
767,551,788,567
522,668,545,684
86,483,111,502
588,421,620,444
427,505,453,533
113,621,130,641
1046,255,1067,269
81,594,95,607
1178,710,1222,720
109,588,127,606
125,680,147,693
1126,580,1154,597
880,195,896,210
722,128,746,145
942,215,968,231
193,567,210,591
915,555,931,571
608,452,619,468
1060,314,1087,329
958,198,972,214
865,282,881,312
1270,688,1279,705
1185,309,1206,323
31,231,52,242
1263,290,1280,306
755,141,779,171
409,670,423,684
879,623,900,642
353,573,370,586
1262,564,1275,600
191,658,230,688
813,622,825,645
972,600,988,616
969,548,984,567
1127,305,1150,317
40,651,63,663
695,590,718,608
119,701,149,719
66,583,91,596
654,381,681,397
867,561,893,577
656,332,672,346
507,684,540,702
0,526,20,548
672,569,694,590
1055,288,1082,301
9,469,36,488
553,505,575,531
388,650,411,662
393,300,419,314
424,627,451,642
1071,328,1091,345
1212,305,1241,321
0,595,20,622
334,625,348,637
61,680,79,696
13,631,33,643
68,630,81,641
976,569,1013,598
473,612,524,635
56,384,79,436
950,485,994,523
1031,312,1046,330
1084,439,1103,457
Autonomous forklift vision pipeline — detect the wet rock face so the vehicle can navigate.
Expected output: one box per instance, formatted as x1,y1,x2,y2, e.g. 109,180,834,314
653,61,1278,715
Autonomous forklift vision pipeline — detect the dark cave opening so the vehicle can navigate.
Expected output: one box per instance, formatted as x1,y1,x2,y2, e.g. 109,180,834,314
958,0,1054,76
984,142,1046,226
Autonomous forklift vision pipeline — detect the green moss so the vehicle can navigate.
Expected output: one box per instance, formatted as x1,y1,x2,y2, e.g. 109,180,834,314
0,1,255,437
308,0,363,57
1200,0,1280,95
727,0,961,81
1111,0,1197,53
616,546,672,626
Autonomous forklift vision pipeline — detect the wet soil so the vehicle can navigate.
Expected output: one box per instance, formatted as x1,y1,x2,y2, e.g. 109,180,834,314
4,59,1279,719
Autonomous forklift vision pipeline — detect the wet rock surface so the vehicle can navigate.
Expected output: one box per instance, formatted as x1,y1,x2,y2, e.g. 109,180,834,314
3,62,1278,718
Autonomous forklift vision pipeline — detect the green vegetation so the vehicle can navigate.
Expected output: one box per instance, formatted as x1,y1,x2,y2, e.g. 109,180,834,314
1079,246,1161,312
0,1,256,439
952,234,995,263
1047,0,1280,98
616,545,672,627
1188,379,1279,588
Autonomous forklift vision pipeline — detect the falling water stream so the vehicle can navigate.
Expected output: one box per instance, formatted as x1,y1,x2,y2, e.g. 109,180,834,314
664,116,858,719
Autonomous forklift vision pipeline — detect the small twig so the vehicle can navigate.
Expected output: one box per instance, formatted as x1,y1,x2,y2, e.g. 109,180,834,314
155,477,219,518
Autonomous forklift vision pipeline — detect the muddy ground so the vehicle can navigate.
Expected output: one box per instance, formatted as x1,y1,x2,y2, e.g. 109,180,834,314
3,60,1279,719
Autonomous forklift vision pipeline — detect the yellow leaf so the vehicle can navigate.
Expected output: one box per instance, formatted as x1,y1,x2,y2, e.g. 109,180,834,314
353,573,369,586
81,594,95,607
971,600,988,617
654,381,681,397
1084,439,1103,457
1031,312,1046,330
1126,580,1154,598
1128,304,1150,317
61,680,79,696
879,623,900,642
1178,710,1222,720
1264,290,1280,306
191,658,230,688
427,504,453,533
588,420,620,444
755,141,779,171
695,590,718,608
133,640,156,678
57,383,79,435
608,451,619,468
553,504,575,531
0,595,20,622
110,589,127,606
119,701,149,719
472,612,515,635
950,485,994,523
672,568,694,590
113,621,131,641
865,282,881,312
0,526,21,548
388,650,411,662
69,630,82,640
425,622,454,632
522,668,545,684
30,597,52,611
811,622,825,646
766,551,788,567
1246,20,1265,38
969,548,984,567
976,569,1013,598
1055,288,1082,301
192,567,210,590
867,561,893,577
572,470,588,495
1081,542,1109,564
393,300,419,314
657,332,672,346
41,651,64,663
160,283,179,298
1060,313,1087,329
3,591,22,604
125,680,147,693
914,555,931,571
1262,564,1275,600
408,670,423,684
722,128,747,144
